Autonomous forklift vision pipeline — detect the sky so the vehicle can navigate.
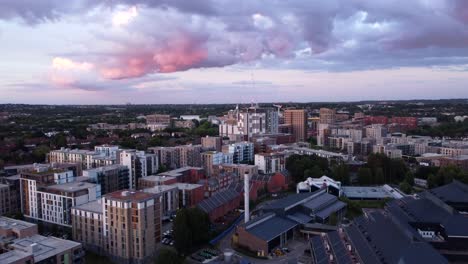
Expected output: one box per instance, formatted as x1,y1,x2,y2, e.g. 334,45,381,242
1,0,468,104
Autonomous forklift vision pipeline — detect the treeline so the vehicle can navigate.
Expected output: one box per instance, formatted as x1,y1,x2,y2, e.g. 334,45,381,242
285,154,350,185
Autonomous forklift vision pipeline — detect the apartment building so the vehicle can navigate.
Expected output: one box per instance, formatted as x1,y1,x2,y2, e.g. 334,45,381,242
83,165,130,195
0,217,84,264
172,183,205,208
201,136,222,152
212,163,258,179
284,109,307,142
319,108,336,124
150,145,202,169
47,148,118,174
72,190,162,264
143,185,179,219
0,175,21,216
201,151,234,176
255,152,287,174
20,168,100,227
0,184,12,216
138,175,178,189
120,150,158,190
223,141,254,164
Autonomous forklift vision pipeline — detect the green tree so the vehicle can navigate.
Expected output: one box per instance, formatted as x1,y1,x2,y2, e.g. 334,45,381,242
332,164,350,185
399,181,412,194
404,171,415,186
358,168,373,185
51,133,67,148
173,208,211,255
374,168,385,185
427,174,437,188
32,145,50,163
154,249,183,264
173,209,192,255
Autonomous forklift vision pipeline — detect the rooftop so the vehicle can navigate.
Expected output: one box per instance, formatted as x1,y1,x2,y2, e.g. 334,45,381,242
11,235,81,263
143,184,178,194
47,181,97,193
105,190,156,202
0,217,36,231
172,182,203,190
140,175,177,182
245,214,297,242
430,180,468,205
0,249,32,264
197,189,239,214
342,186,397,199
263,189,326,211
345,210,448,264
73,200,103,214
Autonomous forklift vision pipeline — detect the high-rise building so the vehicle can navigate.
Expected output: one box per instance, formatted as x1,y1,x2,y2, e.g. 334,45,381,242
72,190,162,263
20,168,100,227
319,108,336,124
201,151,234,176
284,109,307,142
201,136,222,152
83,165,130,195
223,142,254,164
120,150,158,190
149,145,201,169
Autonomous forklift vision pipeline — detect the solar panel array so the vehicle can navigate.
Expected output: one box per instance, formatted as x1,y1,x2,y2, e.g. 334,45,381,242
328,231,353,264
197,189,239,214
310,236,328,264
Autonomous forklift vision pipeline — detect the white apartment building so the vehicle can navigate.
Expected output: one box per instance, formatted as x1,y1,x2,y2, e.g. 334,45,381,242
255,153,286,174
224,141,254,164
120,150,158,189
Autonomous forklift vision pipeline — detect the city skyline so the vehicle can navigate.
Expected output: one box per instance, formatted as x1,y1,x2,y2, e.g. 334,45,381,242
2,0,468,104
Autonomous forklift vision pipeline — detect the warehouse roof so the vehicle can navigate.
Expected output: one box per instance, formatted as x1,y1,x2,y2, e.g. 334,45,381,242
197,189,239,214
245,215,297,242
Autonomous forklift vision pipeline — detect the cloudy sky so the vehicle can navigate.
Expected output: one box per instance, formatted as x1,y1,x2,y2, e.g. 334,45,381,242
1,0,468,104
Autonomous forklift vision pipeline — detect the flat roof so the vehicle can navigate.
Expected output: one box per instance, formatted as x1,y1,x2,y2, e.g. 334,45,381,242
0,217,36,230
0,249,31,264
47,181,96,192
144,185,178,194
342,186,394,199
105,190,156,202
141,175,176,182
158,167,203,177
73,200,103,214
11,235,81,263
172,182,203,190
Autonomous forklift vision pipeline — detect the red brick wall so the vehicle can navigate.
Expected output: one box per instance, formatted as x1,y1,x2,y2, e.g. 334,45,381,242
236,226,268,253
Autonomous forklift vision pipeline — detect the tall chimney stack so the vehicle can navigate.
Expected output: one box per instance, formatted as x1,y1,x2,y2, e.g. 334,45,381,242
244,171,250,223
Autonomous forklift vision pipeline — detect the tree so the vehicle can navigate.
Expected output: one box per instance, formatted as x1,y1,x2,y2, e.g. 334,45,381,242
427,174,437,188
304,165,323,178
154,249,183,264
374,168,385,185
358,168,373,185
173,208,211,255
50,133,67,148
173,209,192,255
399,181,412,194
332,164,350,185
32,145,50,163
404,171,415,186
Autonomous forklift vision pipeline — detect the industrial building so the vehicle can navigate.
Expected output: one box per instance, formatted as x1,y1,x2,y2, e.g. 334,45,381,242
235,189,346,255
341,180,468,263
